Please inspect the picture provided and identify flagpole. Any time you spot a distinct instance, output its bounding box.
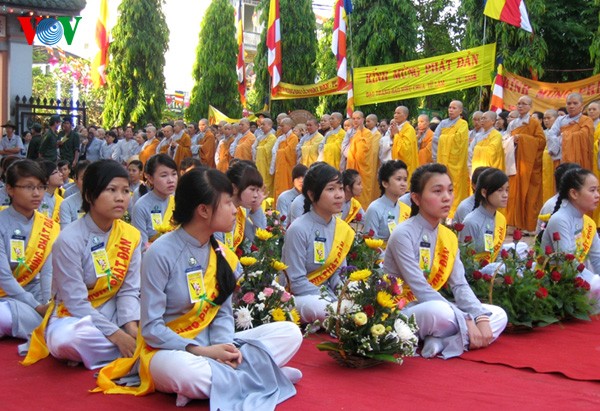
[478,16,487,111]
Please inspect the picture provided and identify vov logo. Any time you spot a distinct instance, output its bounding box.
[17,16,82,46]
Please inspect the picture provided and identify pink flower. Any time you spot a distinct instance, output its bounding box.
[280,292,291,302]
[263,287,274,297]
[396,298,407,310]
[242,292,255,304]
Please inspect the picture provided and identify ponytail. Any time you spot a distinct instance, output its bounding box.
[209,235,237,305]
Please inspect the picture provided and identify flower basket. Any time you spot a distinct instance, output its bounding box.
[327,350,384,369]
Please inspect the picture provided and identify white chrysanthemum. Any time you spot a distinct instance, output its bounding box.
[257,292,266,301]
[394,319,417,341]
[235,307,254,330]
[248,270,263,278]
[256,303,265,312]
[347,281,361,292]
[338,298,360,314]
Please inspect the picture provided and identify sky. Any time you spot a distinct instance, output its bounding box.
[58,0,334,93]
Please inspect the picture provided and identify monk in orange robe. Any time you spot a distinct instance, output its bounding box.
[273,118,299,200]
[171,120,192,169]
[233,118,256,161]
[216,123,234,173]
[346,111,375,209]
[139,126,160,165]
[156,125,172,155]
[505,95,546,232]
[196,118,217,168]
[417,114,434,165]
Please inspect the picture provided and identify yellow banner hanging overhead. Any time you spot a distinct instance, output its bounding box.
[353,43,497,105]
[502,71,600,113]
[271,77,353,100]
[208,105,257,125]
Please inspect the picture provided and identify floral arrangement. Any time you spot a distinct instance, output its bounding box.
[316,268,419,364]
[232,210,300,331]
[346,228,384,270]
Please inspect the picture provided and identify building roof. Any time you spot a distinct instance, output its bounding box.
[3,0,86,15]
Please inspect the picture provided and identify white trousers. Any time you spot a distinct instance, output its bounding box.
[294,294,334,323]
[149,321,302,401]
[46,315,120,369]
[0,300,12,338]
[403,301,507,342]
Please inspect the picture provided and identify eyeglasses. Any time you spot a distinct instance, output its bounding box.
[13,184,48,192]
[516,102,531,106]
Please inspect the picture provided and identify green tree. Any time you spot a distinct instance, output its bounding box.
[187,0,241,121]
[252,0,319,115]
[315,18,348,117]
[103,0,169,128]
[349,0,419,120]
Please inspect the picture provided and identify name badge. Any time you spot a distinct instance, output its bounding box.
[484,231,494,253]
[77,210,85,219]
[151,211,163,230]
[40,203,50,218]
[419,241,431,272]
[10,235,26,263]
[224,231,234,249]
[186,267,205,303]
[91,242,110,278]
[314,236,326,264]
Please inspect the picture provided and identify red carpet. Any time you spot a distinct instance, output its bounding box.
[1,329,600,410]
[460,316,600,381]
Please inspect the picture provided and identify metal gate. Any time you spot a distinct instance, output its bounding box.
[12,96,87,134]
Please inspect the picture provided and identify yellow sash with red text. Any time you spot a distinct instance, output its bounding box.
[149,195,176,242]
[474,212,506,263]
[22,220,140,365]
[344,197,362,223]
[576,215,596,262]
[307,218,355,286]
[93,242,238,396]
[0,211,59,298]
[225,207,247,250]
[398,201,411,223]
[403,224,458,303]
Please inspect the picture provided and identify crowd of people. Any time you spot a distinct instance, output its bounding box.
[1,91,599,408]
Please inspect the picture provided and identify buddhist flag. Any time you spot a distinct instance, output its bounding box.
[489,64,504,114]
[484,0,532,33]
[346,81,354,118]
[91,0,109,87]
[332,0,348,90]
[267,0,282,95]
[236,0,247,107]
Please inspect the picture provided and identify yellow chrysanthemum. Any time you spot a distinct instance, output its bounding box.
[271,260,288,271]
[271,307,286,322]
[239,256,258,266]
[348,269,372,281]
[377,291,396,309]
[353,312,368,326]
[370,324,386,337]
[364,237,384,249]
[290,308,301,325]
[380,313,389,321]
[255,228,274,241]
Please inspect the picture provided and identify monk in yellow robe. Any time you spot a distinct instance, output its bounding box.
[469,111,505,173]
[233,118,256,161]
[346,111,375,209]
[432,100,469,218]
[298,118,323,167]
[505,95,546,232]
[139,126,160,165]
[390,106,418,184]
[586,101,600,224]
[216,124,234,173]
[255,118,277,197]
[318,112,345,169]
[273,118,299,200]
[196,118,217,168]
[417,114,434,165]
[542,110,559,203]
[366,113,383,204]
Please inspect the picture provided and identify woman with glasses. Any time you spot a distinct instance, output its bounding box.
[0,159,58,352]
[37,160,64,223]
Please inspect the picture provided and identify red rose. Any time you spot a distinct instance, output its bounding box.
[266,226,273,232]
[575,277,584,288]
[368,229,375,237]
[235,247,243,257]
[483,274,493,282]
[250,244,259,252]
[349,252,358,260]
[464,235,473,243]
[535,287,549,299]
[545,245,553,255]
[551,270,561,282]
[577,263,586,272]
[472,270,483,280]
[565,253,575,261]
[513,229,523,242]
[453,223,465,232]
[364,304,375,318]
[528,249,535,258]
[355,213,363,222]
[500,249,509,260]
[535,269,545,279]
[504,275,514,285]
[583,281,591,291]
[479,259,489,268]
[552,232,561,242]
[469,249,476,256]
[280,215,287,222]
[525,259,534,269]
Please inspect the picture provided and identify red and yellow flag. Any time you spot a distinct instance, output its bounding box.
[489,64,504,113]
[331,0,348,90]
[484,0,532,33]
[236,0,246,107]
[267,0,282,95]
[91,0,109,87]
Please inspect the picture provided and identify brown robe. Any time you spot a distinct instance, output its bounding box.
[418,128,434,165]
[561,115,594,170]
[199,130,217,168]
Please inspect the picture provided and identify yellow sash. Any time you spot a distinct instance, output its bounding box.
[307,218,355,286]
[225,207,246,250]
[344,197,362,223]
[474,211,506,262]
[577,215,596,262]
[93,242,239,396]
[403,224,457,303]
[52,194,63,223]
[149,195,175,242]
[0,211,59,298]
[23,220,141,365]
[398,201,411,223]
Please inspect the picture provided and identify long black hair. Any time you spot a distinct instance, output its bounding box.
[173,168,236,305]
[409,163,448,217]
[551,168,595,215]
[302,162,342,214]
[473,168,508,210]
[81,160,129,213]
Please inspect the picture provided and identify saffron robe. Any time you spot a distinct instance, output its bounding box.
[199,130,217,168]
[256,132,277,197]
[216,137,234,173]
[320,127,345,170]
[173,133,192,169]
[139,138,160,166]
[470,128,505,173]
[561,115,594,170]
[273,132,299,201]
[234,131,256,161]
[418,129,434,165]
[392,122,418,185]
[299,132,324,167]
[346,127,375,209]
